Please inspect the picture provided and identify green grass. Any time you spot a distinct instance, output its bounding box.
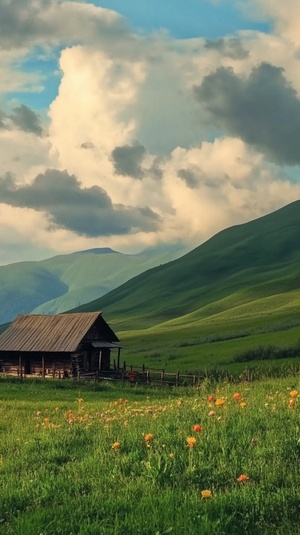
[0,376,299,534]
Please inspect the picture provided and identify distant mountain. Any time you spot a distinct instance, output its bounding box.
[0,245,188,324]
[72,200,300,329]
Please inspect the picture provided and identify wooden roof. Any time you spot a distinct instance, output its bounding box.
[0,312,118,353]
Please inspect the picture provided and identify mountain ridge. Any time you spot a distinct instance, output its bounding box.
[72,200,300,329]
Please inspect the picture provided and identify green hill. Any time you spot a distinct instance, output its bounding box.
[73,200,300,330]
[0,245,187,324]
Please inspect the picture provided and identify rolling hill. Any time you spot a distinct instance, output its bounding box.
[73,200,300,331]
[0,245,187,324]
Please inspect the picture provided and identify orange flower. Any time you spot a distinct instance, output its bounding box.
[192,424,204,433]
[289,399,295,408]
[186,436,197,448]
[201,490,212,499]
[215,398,226,407]
[233,393,241,401]
[112,441,121,451]
[290,390,298,399]
[144,433,154,442]
[237,474,250,483]
[208,394,215,403]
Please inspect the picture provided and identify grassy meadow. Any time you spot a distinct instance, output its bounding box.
[1,376,300,535]
[117,305,300,379]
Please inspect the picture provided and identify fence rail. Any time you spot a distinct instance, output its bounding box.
[0,365,205,386]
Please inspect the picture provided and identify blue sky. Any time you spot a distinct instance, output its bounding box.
[0,0,299,265]
[93,0,270,38]
[9,0,271,111]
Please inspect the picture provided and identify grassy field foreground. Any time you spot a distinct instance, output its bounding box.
[0,377,300,535]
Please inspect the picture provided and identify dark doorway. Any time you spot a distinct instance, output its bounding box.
[24,356,31,375]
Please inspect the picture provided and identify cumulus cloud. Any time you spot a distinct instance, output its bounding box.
[194,62,300,165]
[1,0,300,265]
[0,169,162,236]
[111,142,146,178]
[0,0,130,51]
[178,169,199,189]
[204,37,249,59]
[0,104,43,134]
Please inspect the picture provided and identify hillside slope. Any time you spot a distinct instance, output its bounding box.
[73,200,300,329]
[0,245,187,324]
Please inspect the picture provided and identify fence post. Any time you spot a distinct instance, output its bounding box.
[176,370,179,387]
[161,369,165,384]
[147,370,150,384]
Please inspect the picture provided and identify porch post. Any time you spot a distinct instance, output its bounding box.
[42,354,45,378]
[19,354,22,378]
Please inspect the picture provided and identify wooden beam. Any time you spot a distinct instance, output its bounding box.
[42,354,45,378]
[19,354,22,378]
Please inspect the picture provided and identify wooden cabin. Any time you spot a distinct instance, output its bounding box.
[0,312,121,378]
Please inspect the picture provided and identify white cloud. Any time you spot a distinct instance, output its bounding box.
[0,0,300,265]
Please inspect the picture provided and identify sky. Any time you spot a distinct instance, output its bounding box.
[0,0,300,265]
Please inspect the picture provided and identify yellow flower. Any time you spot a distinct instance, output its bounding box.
[215,398,226,407]
[240,402,247,408]
[169,453,175,459]
[144,433,154,442]
[290,390,298,399]
[201,490,212,499]
[186,436,197,448]
[112,441,121,451]
[77,398,84,403]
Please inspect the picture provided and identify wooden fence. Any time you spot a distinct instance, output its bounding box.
[0,363,205,387]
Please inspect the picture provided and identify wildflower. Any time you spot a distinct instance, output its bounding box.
[144,433,154,443]
[55,407,59,412]
[233,393,241,401]
[192,424,204,433]
[44,418,50,423]
[169,453,175,459]
[290,390,298,399]
[237,474,250,483]
[124,420,129,426]
[289,399,295,408]
[240,402,247,408]
[251,438,258,445]
[215,399,226,408]
[77,398,84,403]
[68,419,74,425]
[208,394,215,403]
[186,437,197,448]
[201,490,212,499]
[112,441,121,452]
[36,411,41,417]
[208,410,215,417]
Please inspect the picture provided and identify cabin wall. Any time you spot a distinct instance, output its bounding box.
[0,348,112,377]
